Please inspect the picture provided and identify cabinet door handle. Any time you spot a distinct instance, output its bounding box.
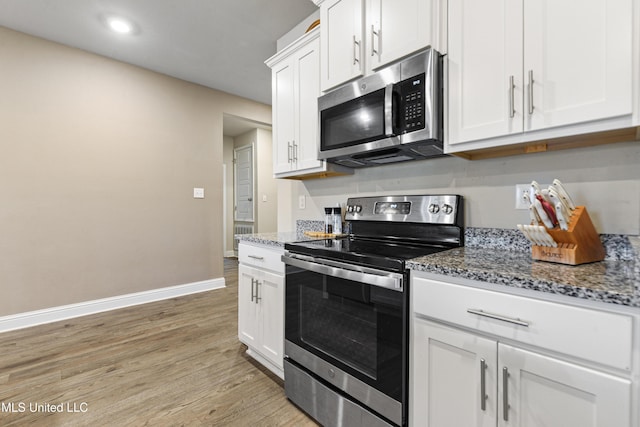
[371,25,379,56]
[467,308,530,327]
[480,358,487,411]
[353,36,360,65]
[250,278,255,302]
[255,280,262,303]
[527,69,534,115]
[509,75,515,118]
[287,141,292,163]
[292,140,298,162]
[503,367,510,421]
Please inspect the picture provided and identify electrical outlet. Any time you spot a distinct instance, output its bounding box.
[298,195,306,209]
[193,187,205,199]
[515,184,530,209]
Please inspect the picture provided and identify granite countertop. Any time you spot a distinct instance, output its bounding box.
[408,242,640,309]
[238,223,640,308]
[235,231,318,248]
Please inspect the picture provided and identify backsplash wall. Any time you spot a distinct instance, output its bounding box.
[285,140,640,235]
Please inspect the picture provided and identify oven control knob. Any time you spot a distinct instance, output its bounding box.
[442,204,453,215]
[428,203,440,214]
[355,205,362,213]
[328,368,336,378]
[347,205,354,213]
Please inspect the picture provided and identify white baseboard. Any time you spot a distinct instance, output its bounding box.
[224,250,237,258]
[0,277,225,334]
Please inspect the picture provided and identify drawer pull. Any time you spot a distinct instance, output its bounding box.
[480,358,487,411]
[503,367,510,421]
[467,308,530,327]
[255,280,262,303]
[248,255,265,261]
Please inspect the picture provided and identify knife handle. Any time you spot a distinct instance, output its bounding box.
[555,202,569,231]
[533,199,554,229]
[536,195,558,226]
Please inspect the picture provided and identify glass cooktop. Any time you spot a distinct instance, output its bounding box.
[285,236,450,272]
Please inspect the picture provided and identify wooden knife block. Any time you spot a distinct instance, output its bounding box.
[531,206,605,265]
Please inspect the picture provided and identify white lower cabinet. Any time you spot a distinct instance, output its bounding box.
[412,320,497,427]
[411,274,638,427]
[499,343,630,427]
[413,319,631,427]
[237,243,284,378]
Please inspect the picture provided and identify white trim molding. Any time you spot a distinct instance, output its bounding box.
[0,278,225,334]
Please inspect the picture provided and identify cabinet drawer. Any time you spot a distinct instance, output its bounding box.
[238,242,284,274]
[413,277,634,371]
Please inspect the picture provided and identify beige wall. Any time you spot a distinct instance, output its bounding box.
[255,128,277,233]
[0,27,271,316]
[287,140,640,235]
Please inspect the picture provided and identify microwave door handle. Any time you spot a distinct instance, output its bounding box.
[384,83,394,136]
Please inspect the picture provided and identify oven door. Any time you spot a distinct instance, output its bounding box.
[283,253,407,426]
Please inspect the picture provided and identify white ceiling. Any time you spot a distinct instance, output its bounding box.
[0,0,318,106]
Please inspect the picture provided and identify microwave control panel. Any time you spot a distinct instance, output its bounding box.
[398,73,425,133]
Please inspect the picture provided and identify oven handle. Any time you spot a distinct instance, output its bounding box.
[282,253,404,292]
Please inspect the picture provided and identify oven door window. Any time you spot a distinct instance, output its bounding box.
[320,88,386,151]
[286,264,404,401]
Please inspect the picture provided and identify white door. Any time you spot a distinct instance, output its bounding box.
[320,0,364,92]
[498,344,631,427]
[412,319,497,427]
[234,144,254,223]
[272,59,295,174]
[367,0,432,70]
[257,269,284,369]
[447,0,523,145]
[294,36,323,172]
[524,0,633,131]
[238,265,260,348]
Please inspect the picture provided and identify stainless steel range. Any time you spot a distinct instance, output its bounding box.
[282,194,464,427]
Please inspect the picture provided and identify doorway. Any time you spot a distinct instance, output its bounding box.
[222,114,276,257]
[233,143,255,249]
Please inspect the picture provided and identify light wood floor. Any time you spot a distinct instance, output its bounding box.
[0,258,318,426]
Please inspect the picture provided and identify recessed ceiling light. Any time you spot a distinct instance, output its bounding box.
[107,17,134,34]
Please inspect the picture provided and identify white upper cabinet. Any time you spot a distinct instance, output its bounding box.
[447,0,635,151]
[267,30,324,178]
[295,38,324,171]
[447,0,523,144]
[318,0,443,92]
[367,0,439,71]
[320,0,365,92]
[272,59,296,174]
[524,0,633,131]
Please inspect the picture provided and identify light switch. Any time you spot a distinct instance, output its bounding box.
[193,188,205,199]
[262,194,267,202]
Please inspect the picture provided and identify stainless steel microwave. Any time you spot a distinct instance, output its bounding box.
[317,48,444,168]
